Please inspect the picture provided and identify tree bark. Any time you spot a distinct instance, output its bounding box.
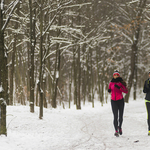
[29,0,36,112]
[39,0,44,119]
[9,36,16,105]
[0,0,6,135]
[52,13,61,108]
[77,44,81,109]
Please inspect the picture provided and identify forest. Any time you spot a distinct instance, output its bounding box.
[0,0,150,135]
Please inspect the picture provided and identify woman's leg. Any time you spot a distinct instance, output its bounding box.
[145,102,150,131]
[111,100,119,131]
[118,99,125,129]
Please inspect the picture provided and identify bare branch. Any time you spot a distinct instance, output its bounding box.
[41,0,72,37]
[2,0,21,31]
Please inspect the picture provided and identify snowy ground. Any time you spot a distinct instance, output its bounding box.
[0,99,150,150]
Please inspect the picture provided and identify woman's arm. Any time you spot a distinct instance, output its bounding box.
[119,83,128,94]
[143,81,149,93]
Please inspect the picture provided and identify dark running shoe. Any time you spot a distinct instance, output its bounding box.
[114,131,119,137]
[118,127,122,135]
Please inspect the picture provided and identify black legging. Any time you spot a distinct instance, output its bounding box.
[111,99,125,131]
[145,102,150,131]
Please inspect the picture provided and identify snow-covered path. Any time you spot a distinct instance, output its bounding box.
[0,100,150,150]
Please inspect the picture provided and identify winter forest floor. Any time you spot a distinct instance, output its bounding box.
[0,99,150,150]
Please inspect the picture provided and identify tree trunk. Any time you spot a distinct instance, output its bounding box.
[77,4,81,109]
[52,13,61,108]
[77,6,81,109]
[77,44,81,109]
[133,52,138,100]
[73,45,77,105]
[9,36,16,105]
[39,0,44,119]
[0,1,6,135]
[29,0,36,112]
[90,49,94,108]
[69,69,72,108]
[125,44,136,102]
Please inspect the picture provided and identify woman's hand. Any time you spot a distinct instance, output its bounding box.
[108,89,111,93]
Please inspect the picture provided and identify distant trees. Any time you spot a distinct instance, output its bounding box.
[108,0,148,102]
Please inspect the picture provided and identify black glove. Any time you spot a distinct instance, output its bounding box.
[108,89,111,93]
[115,84,120,89]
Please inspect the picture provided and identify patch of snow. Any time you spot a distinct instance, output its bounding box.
[0,99,150,150]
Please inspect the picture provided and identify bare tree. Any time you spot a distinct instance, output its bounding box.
[0,0,21,135]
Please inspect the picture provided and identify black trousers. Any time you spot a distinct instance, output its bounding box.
[111,99,125,131]
[145,102,150,131]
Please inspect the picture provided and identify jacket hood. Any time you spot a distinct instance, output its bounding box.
[111,77,123,82]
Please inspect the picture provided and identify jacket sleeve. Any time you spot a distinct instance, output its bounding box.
[143,81,149,93]
[120,84,128,94]
[108,82,111,93]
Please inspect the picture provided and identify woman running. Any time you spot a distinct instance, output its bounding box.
[108,70,128,137]
[143,72,150,136]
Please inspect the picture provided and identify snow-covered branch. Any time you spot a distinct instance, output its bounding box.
[42,0,72,37]
[2,0,21,31]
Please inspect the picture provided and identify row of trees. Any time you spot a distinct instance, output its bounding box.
[0,0,150,135]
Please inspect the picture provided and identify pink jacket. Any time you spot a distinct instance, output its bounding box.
[108,79,128,101]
